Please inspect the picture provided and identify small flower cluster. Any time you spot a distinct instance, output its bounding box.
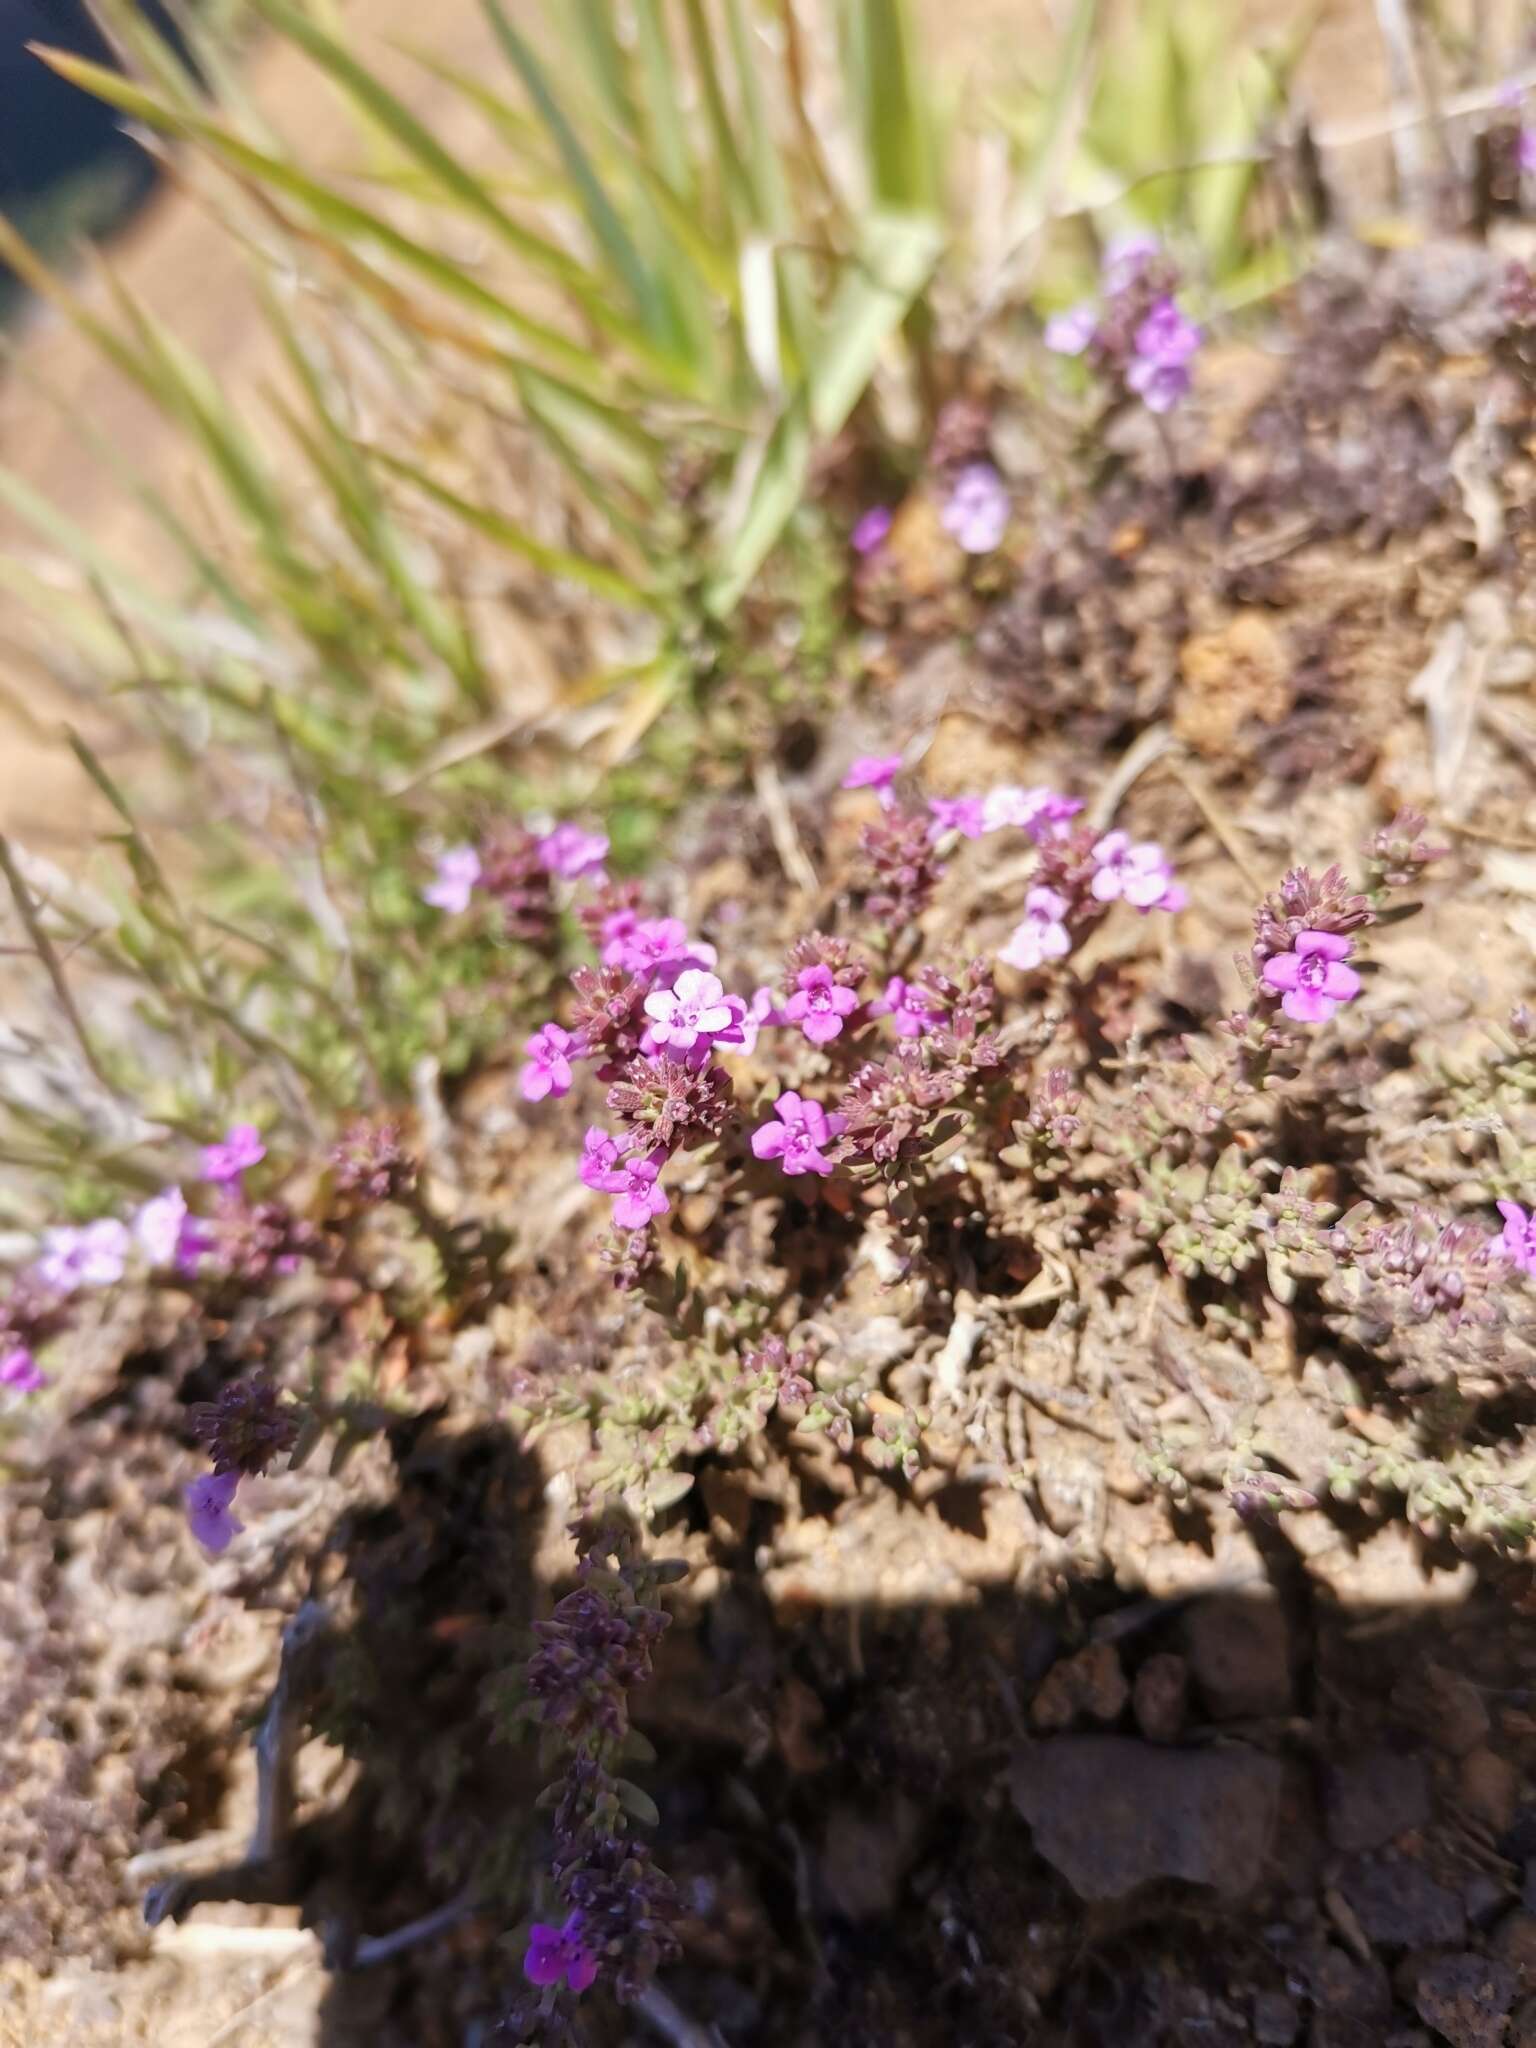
[507,1515,682,2032]
[514,768,1189,1274]
[184,1377,302,1554]
[422,818,610,936]
[1044,233,1203,413]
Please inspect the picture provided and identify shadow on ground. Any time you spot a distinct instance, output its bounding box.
[128,1403,1536,2048]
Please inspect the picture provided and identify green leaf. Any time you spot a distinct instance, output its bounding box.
[807,209,943,438]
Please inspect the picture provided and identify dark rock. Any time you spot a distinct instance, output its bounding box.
[1011,1735,1283,1901]
[1325,1748,1431,1853]
[1412,1952,1518,2048]
[1492,1908,1536,1978]
[1181,1593,1293,1720]
[819,1795,923,1922]
[1391,1663,1490,1758]
[1252,1988,1301,2044]
[1513,1991,1536,2048]
[1337,1854,1466,1948]
[1133,1652,1189,1744]
[1031,1643,1129,1731]
[1461,1747,1521,1836]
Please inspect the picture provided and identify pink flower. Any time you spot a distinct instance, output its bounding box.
[535,823,609,880]
[873,975,941,1039]
[1260,930,1362,1024]
[202,1123,266,1184]
[185,1468,243,1555]
[980,785,1084,837]
[842,754,904,798]
[751,1091,846,1177]
[1089,831,1182,911]
[524,1912,598,1995]
[37,1219,131,1294]
[643,968,735,1052]
[603,915,715,979]
[1101,231,1160,294]
[1134,297,1201,368]
[1492,1201,1536,1275]
[851,506,894,556]
[134,1187,188,1268]
[1044,301,1098,356]
[999,886,1072,971]
[520,1023,575,1102]
[940,462,1010,554]
[422,844,481,913]
[712,987,777,1058]
[579,1127,621,1190]
[783,964,860,1046]
[0,1347,45,1394]
[602,1154,671,1232]
[927,795,987,841]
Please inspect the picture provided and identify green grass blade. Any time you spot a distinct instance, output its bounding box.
[483,0,666,342]
[806,210,943,437]
[370,448,662,611]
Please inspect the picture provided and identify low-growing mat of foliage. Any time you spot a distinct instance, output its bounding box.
[9,240,1536,2044]
[10,1,1536,2043]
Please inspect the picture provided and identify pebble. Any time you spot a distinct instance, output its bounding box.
[1336,1854,1466,1949]
[1411,1952,1518,2048]
[1133,1652,1189,1744]
[1030,1643,1128,1731]
[1325,1748,1431,1853]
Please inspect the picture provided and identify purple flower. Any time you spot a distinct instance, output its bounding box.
[713,986,777,1058]
[927,795,987,841]
[1127,296,1201,413]
[524,1912,598,1995]
[1260,929,1361,1024]
[851,506,894,556]
[1101,231,1160,294]
[0,1347,45,1394]
[642,968,735,1053]
[184,1468,243,1555]
[36,1218,131,1294]
[1522,127,1536,174]
[536,823,610,881]
[422,843,481,913]
[579,1127,621,1191]
[1043,301,1099,356]
[1492,1201,1536,1276]
[1125,356,1185,411]
[593,1153,670,1233]
[520,1022,576,1102]
[603,915,715,980]
[980,785,1084,837]
[841,754,904,798]
[783,964,860,1046]
[134,1186,188,1268]
[751,1091,846,1177]
[1090,831,1183,911]
[940,461,1010,554]
[999,886,1072,971]
[873,975,941,1039]
[201,1123,266,1184]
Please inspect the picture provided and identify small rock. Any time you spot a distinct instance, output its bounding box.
[1326,1749,1431,1853]
[1031,1643,1129,1731]
[1337,1855,1466,1948]
[1011,1735,1282,1901]
[1391,1663,1490,1757]
[1461,1748,1521,1836]
[819,1796,922,1922]
[1133,1652,1189,1744]
[1493,1909,1536,1978]
[1182,1591,1293,1719]
[1252,1988,1301,2044]
[1412,1952,1518,2048]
